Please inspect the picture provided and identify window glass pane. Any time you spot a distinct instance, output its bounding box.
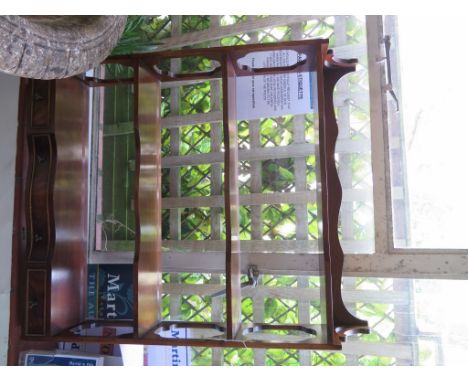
[93,65,136,252]
[147,276,468,365]
[332,15,375,254]
[387,15,468,248]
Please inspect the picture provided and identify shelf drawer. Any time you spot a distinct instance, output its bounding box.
[31,80,51,129]
[25,269,47,336]
[26,134,54,263]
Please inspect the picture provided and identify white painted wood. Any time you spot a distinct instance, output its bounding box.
[90,249,468,279]
[159,92,367,130]
[161,188,372,209]
[162,238,372,253]
[162,251,320,274]
[366,15,391,256]
[292,20,311,368]
[169,18,182,242]
[162,140,371,167]
[163,191,314,208]
[157,16,321,50]
[333,43,368,59]
[208,16,224,366]
[89,251,134,264]
[163,283,409,305]
[163,240,318,254]
[344,252,468,279]
[244,20,265,365]
[0,73,20,366]
[209,19,223,244]
[335,16,354,247]
[162,111,223,129]
[341,341,414,360]
[393,279,418,365]
[169,16,183,323]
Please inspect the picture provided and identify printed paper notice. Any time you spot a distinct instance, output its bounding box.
[236,50,317,120]
[145,328,191,366]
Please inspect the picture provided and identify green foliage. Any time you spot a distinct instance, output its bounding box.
[161,294,170,319]
[161,209,170,240]
[304,17,334,44]
[262,204,296,240]
[239,206,251,240]
[264,298,298,324]
[221,15,247,27]
[312,352,347,366]
[241,297,254,323]
[180,273,212,284]
[263,275,297,287]
[357,302,396,343]
[182,16,210,33]
[180,165,211,197]
[258,26,291,43]
[310,302,322,324]
[181,295,212,322]
[160,88,171,119]
[346,16,366,45]
[220,16,249,46]
[191,348,212,366]
[180,207,211,239]
[266,349,300,366]
[260,116,294,146]
[180,82,212,114]
[180,124,211,155]
[308,203,319,240]
[112,16,169,55]
[221,35,249,46]
[224,348,254,366]
[104,64,134,80]
[359,356,395,366]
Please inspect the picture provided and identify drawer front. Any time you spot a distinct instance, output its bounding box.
[27,134,55,262]
[25,269,47,336]
[31,80,52,129]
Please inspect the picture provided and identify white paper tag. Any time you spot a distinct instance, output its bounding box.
[145,328,191,366]
[236,50,316,120]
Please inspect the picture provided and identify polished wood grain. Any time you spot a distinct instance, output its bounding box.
[8,79,59,365]
[320,49,368,336]
[107,39,326,72]
[31,323,341,351]
[30,80,52,129]
[314,44,338,345]
[133,64,163,337]
[50,77,89,335]
[26,134,55,263]
[8,40,370,361]
[25,269,47,336]
[223,54,242,340]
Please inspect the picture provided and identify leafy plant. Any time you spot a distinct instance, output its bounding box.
[111,16,168,55]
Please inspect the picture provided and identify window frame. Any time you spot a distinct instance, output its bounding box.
[87,15,468,280]
[353,15,468,279]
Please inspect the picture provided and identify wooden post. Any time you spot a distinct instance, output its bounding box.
[134,64,162,336]
[222,53,242,340]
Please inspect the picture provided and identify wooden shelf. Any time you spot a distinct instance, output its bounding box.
[10,39,368,363]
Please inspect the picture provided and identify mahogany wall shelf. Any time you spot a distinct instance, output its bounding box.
[10,39,368,362]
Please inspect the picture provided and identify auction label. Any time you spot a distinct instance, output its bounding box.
[236,50,316,120]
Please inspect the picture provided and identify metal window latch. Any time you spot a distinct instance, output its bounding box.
[382,34,400,112]
[210,265,260,298]
[245,265,259,288]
